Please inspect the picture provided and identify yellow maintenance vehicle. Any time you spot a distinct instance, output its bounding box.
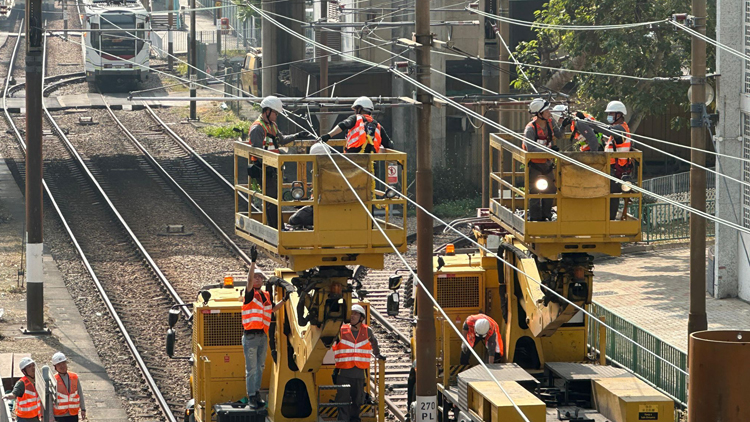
[422,133,677,422]
[166,139,407,422]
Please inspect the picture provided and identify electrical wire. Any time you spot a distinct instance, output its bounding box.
[469,8,669,31]
[319,142,534,422]
[251,4,750,240]
[491,20,538,93]
[320,141,691,380]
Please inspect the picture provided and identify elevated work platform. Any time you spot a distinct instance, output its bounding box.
[234,140,407,271]
[489,133,643,259]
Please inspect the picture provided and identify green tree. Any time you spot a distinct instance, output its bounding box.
[512,0,715,131]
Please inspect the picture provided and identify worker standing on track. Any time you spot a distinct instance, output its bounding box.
[318,97,394,153]
[241,245,288,408]
[2,357,42,422]
[248,96,311,229]
[461,314,503,364]
[51,352,87,421]
[332,304,385,422]
[524,98,562,221]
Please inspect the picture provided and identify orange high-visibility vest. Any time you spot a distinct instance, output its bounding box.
[53,372,81,416]
[15,377,41,419]
[333,323,373,369]
[345,114,383,152]
[241,289,272,333]
[523,117,554,163]
[465,314,502,355]
[604,121,631,167]
[249,118,280,161]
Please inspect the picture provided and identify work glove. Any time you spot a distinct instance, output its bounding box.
[550,145,560,152]
[561,117,572,128]
[284,290,291,301]
[295,131,312,140]
[320,133,331,143]
[575,111,586,120]
[376,354,387,361]
[250,245,258,263]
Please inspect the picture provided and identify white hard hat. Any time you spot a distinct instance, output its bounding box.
[310,142,329,155]
[51,352,67,366]
[260,96,284,114]
[18,357,35,371]
[474,318,490,336]
[352,96,374,112]
[550,104,568,120]
[528,98,550,114]
[351,304,367,317]
[605,100,627,116]
[253,268,267,280]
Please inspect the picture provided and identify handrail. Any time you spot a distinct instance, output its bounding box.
[377,359,386,422]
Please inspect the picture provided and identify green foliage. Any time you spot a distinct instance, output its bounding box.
[176,63,188,77]
[200,121,251,138]
[513,0,716,121]
[234,0,262,20]
[433,197,482,218]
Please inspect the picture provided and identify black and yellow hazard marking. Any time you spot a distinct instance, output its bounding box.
[319,404,374,418]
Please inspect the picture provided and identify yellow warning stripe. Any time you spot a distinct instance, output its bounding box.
[319,404,374,417]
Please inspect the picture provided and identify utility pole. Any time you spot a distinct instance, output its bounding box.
[216,0,222,56]
[498,0,509,127]
[319,0,330,132]
[63,0,68,37]
[261,0,275,96]
[24,0,46,335]
[479,0,498,207]
[415,0,436,420]
[189,0,197,119]
[168,0,174,71]
[688,0,708,335]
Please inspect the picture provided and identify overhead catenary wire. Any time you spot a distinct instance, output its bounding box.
[491,20,538,93]
[319,141,691,379]
[251,3,750,243]
[319,142,534,422]
[469,7,669,31]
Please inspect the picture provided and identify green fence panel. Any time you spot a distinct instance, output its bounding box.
[588,303,687,407]
[641,200,715,243]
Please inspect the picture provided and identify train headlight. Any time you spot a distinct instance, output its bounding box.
[291,181,305,200]
[385,188,398,199]
[621,174,633,193]
[534,178,549,191]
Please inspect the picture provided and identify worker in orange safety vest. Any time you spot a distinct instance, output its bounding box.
[3,357,41,422]
[51,352,86,421]
[241,245,289,408]
[318,97,394,153]
[332,304,385,422]
[524,98,563,221]
[461,314,503,365]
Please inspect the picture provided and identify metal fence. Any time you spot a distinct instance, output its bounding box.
[640,200,716,243]
[588,303,688,407]
[643,168,716,196]
[0,376,11,422]
[164,30,248,55]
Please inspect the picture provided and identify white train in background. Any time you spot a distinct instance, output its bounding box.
[82,0,150,89]
[0,0,15,18]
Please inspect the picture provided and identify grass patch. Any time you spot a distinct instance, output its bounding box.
[407,197,481,218]
[201,121,252,138]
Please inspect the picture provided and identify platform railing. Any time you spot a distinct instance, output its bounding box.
[489,133,643,257]
[234,141,407,270]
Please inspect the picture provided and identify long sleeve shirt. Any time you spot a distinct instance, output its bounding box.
[249,123,296,149]
[56,373,86,415]
[338,114,394,150]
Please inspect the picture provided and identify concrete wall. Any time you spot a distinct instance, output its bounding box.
[714,0,748,298]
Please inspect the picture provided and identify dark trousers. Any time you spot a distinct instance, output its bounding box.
[528,161,556,221]
[250,163,278,229]
[336,375,364,422]
[610,178,622,220]
[55,416,79,422]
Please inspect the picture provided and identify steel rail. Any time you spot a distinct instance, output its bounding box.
[40,32,182,422]
[103,99,253,265]
[0,23,179,422]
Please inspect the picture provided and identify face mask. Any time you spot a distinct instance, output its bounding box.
[607,115,615,124]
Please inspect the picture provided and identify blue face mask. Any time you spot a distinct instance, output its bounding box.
[607,115,615,124]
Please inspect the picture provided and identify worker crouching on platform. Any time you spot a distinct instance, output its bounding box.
[332,304,386,422]
[241,245,288,408]
[2,357,41,422]
[524,98,562,221]
[51,352,87,421]
[461,314,503,364]
[318,97,394,153]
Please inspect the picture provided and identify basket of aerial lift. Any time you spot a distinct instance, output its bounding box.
[488,133,642,259]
